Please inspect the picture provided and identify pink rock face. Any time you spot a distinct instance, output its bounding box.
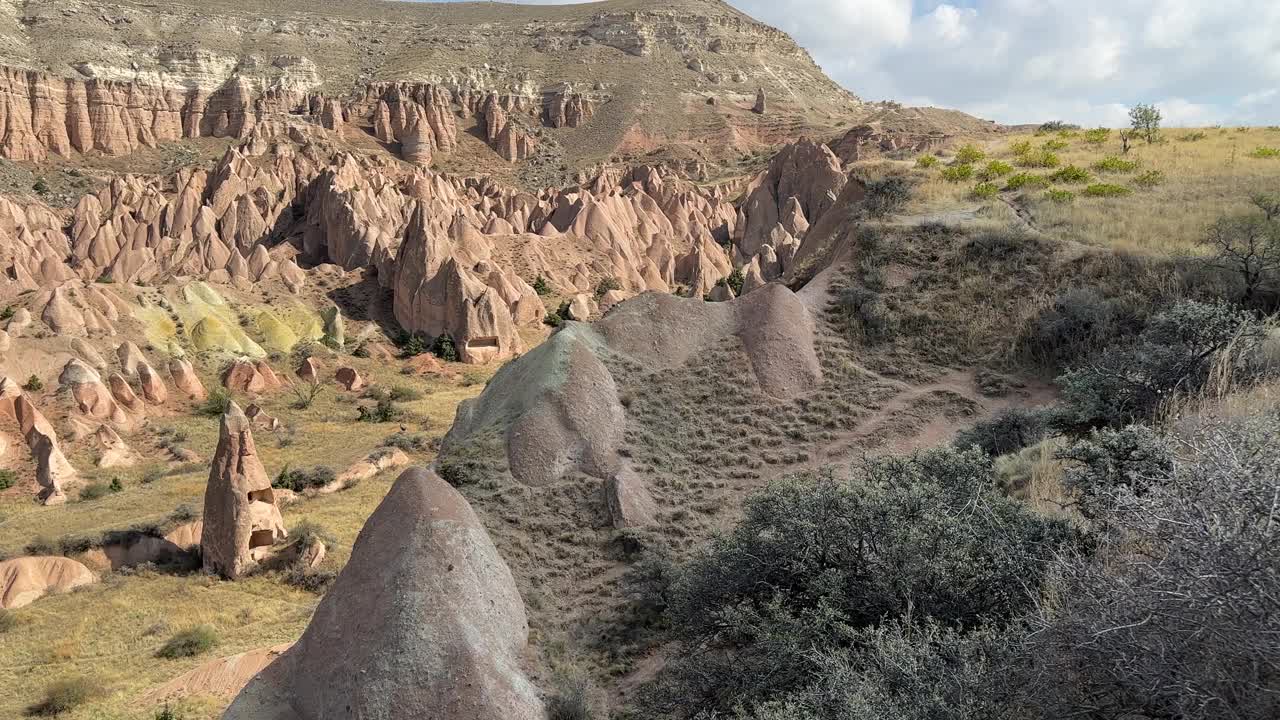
[0,66,267,163]
[225,468,543,720]
[200,403,287,580]
[59,359,128,425]
[169,358,208,401]
[107,373,146,415]
[0,556,96,609]
[137,362,169,404]
[334,367,365,392]
[0,378,76,504]
[296,357,321,385]
[222,359,280,396]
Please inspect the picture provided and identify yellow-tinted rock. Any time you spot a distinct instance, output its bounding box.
[256,311,298,353]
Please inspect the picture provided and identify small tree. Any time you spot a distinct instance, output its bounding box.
[1128,103,1162,144]
[1201,205,1280,304]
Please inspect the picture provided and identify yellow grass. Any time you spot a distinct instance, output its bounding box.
[907,126,1280,256]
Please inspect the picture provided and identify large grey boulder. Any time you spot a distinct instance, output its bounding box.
[224,467,543,720]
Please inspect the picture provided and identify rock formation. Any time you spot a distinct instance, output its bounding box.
[200,402,288,580]
[753,87,767,114]
[169,357,208,401]
[0,376,76,504]
[334,367,365,392]
[95,424,138,468]
[222,359,281,395]
[225,468,543,720]
[59,359,130,426]
[444,284,820,496]
[0,556,97,609]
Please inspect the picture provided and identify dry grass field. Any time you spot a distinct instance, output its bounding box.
[906,126,1280,256]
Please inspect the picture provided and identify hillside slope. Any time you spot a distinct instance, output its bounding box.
[0,0,861,173]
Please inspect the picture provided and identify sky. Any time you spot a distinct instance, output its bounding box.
[419,0,1280,127]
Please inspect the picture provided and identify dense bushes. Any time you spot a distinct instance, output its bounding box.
[861,175,913,217]
[272,465,336,492]
[641,450,1078,718]
[28,677,104,716]
[834,287,896,342]
[156,626,218,658]
[1055,300,1264,431]
[954,407,1049,456]
[1022,287,1139,367]
[1022,412,1280,720]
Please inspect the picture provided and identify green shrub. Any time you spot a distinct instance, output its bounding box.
[196,388,232,417]
[531,275,552,296]
[595,277,622,299]
[1009,139,1033,156]
[1049,165,1092,184]
[1083,183,1133,198]
[1055,301,1264,431]
[861,175,913,217]
[437,457,482,487]
[398,332,428,357]
[1179,131,1207,142]
[1132,170,1166,187]
[969,182,999,200]
[382,431,431,452]
[940,164,974,182]
[722,268,745,295]
[1083,127,1112,145]
[1248,146,1280,158]
[1038,121,1079,133]
[643,450,1079,718]
[387,385,423,402]
[976,160,1014,181]
[1026,412,1280,720]
[1004,173,1050,191]
[108,477,124,493]
[1092,156,1140,173]
[78,482,112,502]
[835,287,896,342]
[961,229,1047,263]
[272,465,336,492]
[543,311,564,328]
[1016,150,1061,168]
[156,626,218,659]
[954,407,1050,456]
[547,672,602,720]
[1041,138,1070,151]
[153,703,184,720]
[0,469,15,490]
[953,144,985,164]
[28,677,104,716]
[1023,287,1136,367]
[357,396,402,423]
[0,305,12,321]
[1044,188,1076,203]
[24,536,55,556]
[22,374,44,392]
[915,154,939,168]
[430,334,459,362]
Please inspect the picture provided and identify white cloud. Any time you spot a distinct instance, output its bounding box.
[421,0,1280,126]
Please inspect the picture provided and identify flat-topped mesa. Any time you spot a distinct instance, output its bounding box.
[225,468,544,720]
[200,402,287,580]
